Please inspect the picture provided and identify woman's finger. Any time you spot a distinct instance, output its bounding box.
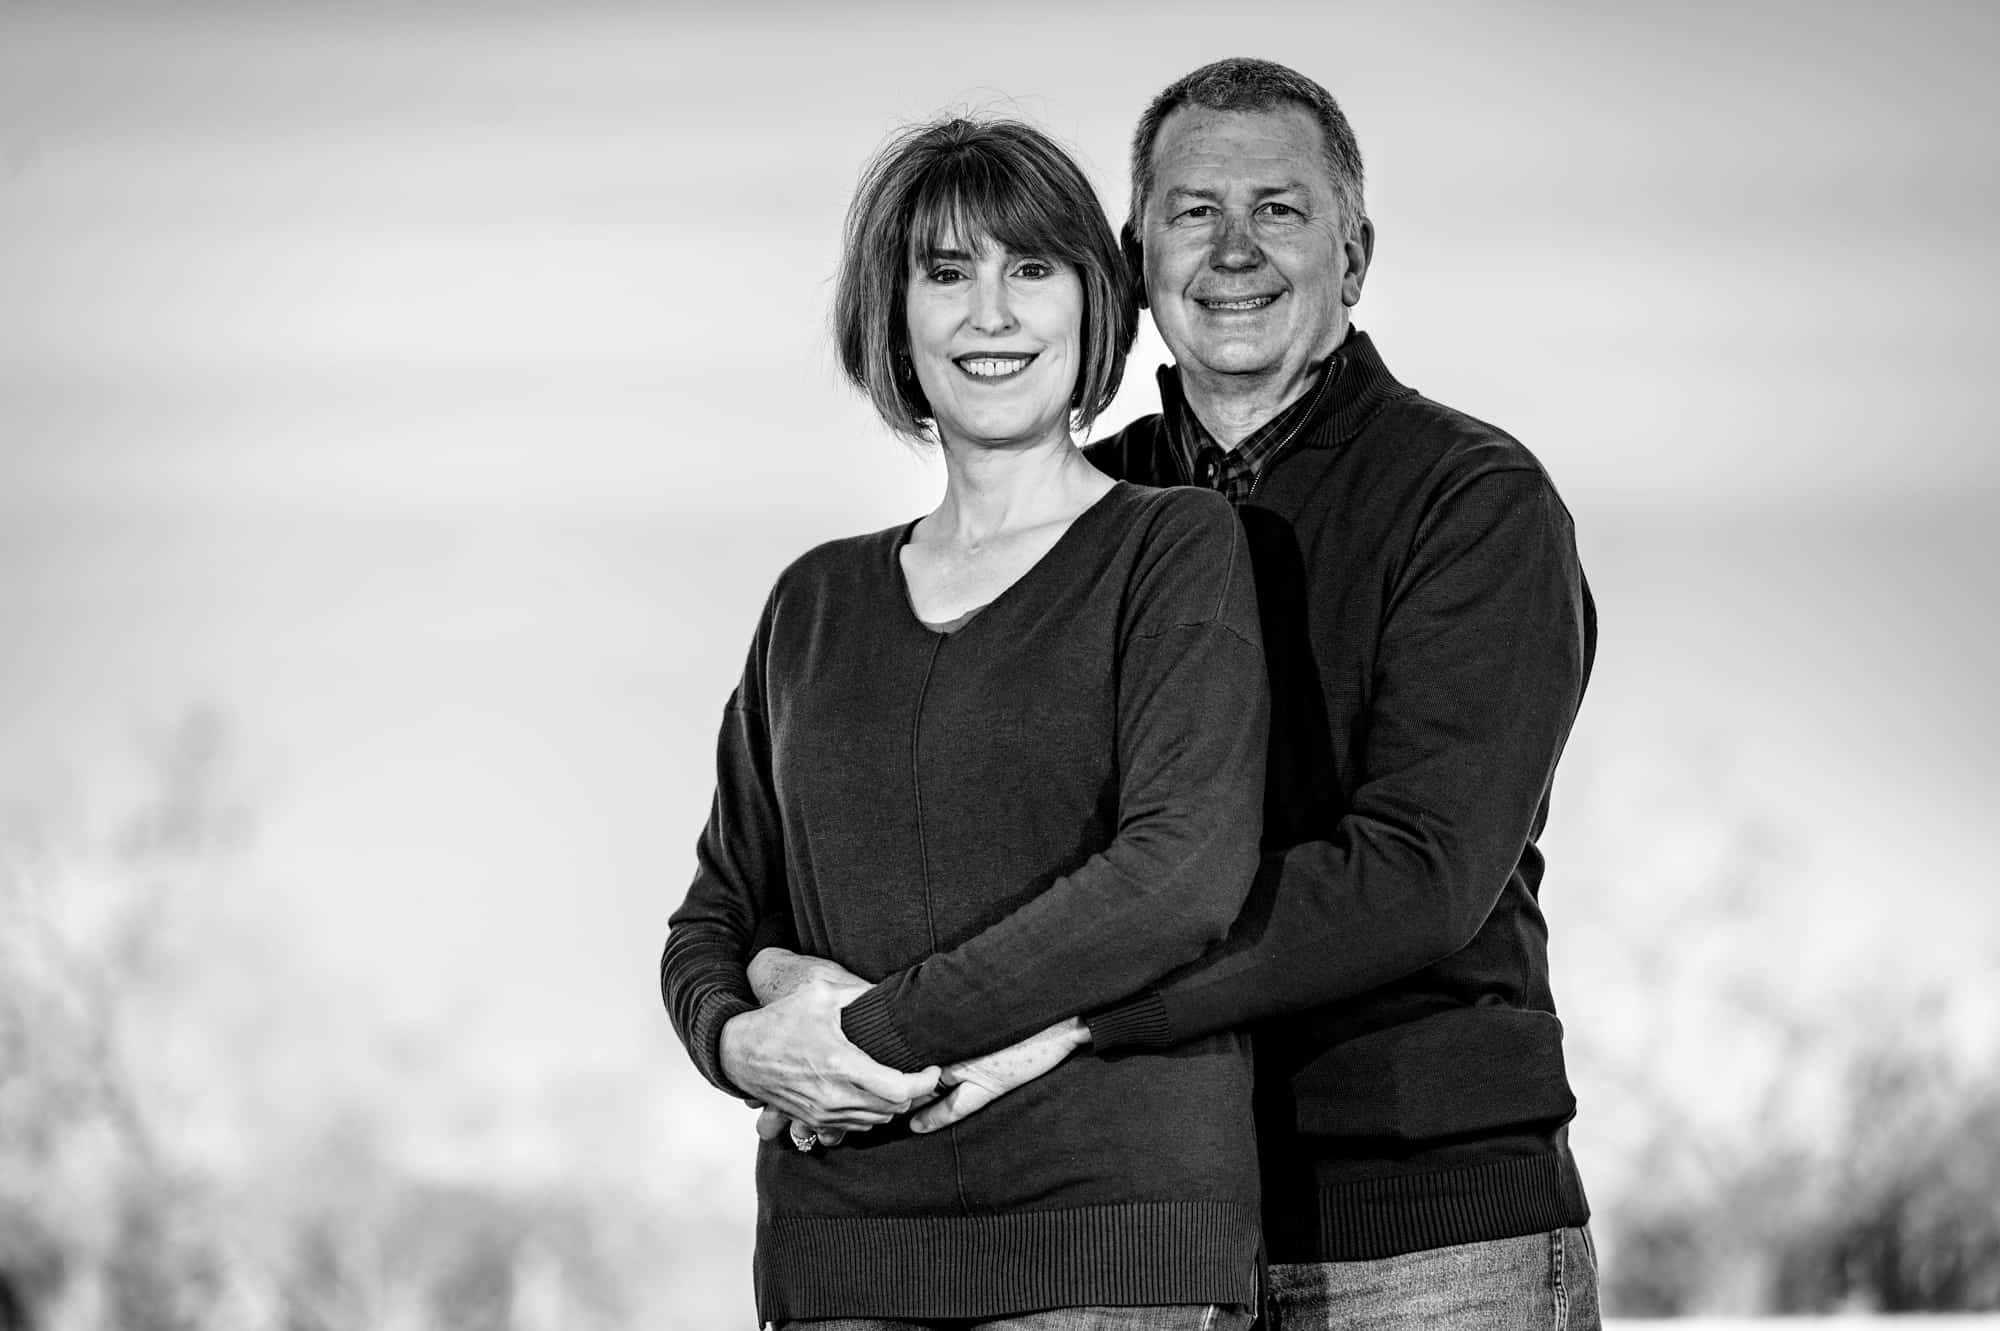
[910,1080,999,1134]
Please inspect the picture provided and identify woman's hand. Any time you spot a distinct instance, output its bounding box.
[719,972,939,1134]
[911,1018,1089,1134]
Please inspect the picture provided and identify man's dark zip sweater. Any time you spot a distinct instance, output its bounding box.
[1084,331,1597,1261]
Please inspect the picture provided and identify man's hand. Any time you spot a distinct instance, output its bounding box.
[719,975,938,1133]
[748,946,864,1006]
[911,1018,1089,1134]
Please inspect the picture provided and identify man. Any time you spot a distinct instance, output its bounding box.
[680,57,1600,1328]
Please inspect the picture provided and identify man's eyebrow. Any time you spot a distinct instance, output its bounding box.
[1161,182,1313,202]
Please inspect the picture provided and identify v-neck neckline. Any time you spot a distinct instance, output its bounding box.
[890,482,1128,639]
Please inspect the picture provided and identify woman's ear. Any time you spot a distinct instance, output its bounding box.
[1119,221,1147,311]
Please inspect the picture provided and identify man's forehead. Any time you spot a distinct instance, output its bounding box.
[1150,104,1328,177]
[1156,101,1321,145]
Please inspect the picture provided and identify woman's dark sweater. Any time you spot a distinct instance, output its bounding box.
[663,482,1270,1321]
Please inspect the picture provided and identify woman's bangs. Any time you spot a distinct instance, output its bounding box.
[906,153,1079,268]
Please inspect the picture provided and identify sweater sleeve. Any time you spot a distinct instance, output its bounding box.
[839,493,1270,1071]
[1088,467,1594,1050]
[660,601,792,1100]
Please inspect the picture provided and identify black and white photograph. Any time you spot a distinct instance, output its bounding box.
[3,3,1996,1327]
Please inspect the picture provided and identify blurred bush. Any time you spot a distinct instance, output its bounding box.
[1550,739,2000,1314]
[1603,1011,2000,1315]
[1769,1026,2000,1311]
[0,711,727,1330]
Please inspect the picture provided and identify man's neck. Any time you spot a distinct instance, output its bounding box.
[1177,327,1350,451]
[1180,374,1312,450]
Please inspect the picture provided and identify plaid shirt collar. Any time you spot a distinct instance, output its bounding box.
[1159,348,1342,506]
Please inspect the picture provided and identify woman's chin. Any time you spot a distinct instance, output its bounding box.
[935,411,1074,454]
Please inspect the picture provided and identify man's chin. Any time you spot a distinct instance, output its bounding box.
[1177,347,1287,381]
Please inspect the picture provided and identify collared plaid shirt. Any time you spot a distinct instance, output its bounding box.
[1162,356,1339,507]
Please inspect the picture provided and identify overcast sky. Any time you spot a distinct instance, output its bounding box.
[4,0,1997,520]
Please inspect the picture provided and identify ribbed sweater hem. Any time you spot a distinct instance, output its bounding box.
[754,1201,1260,1320]
[1274,1153,1590,1263]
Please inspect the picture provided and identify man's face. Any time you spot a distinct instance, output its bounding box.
[1140,104,1369,396]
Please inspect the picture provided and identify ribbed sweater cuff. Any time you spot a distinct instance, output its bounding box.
[690,991,758,1102]
[840,983,928,1072]
[1085,991,1172,1052]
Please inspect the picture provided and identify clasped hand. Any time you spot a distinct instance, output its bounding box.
[718,957,938,1135]
[733,948,1086,1149]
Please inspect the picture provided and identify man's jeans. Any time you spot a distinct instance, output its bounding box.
[781,1305,1253,1331]
[1266,1228,1601,1331]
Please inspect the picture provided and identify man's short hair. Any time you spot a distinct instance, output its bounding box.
[834,117,1138,443]
[1129,57,1366,240]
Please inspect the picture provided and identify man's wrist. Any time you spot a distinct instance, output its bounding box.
[840,983,927,1073]
[1084,991,1172,1053]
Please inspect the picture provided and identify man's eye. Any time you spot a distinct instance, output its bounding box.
[1180,205,1216,221]
[1262,203,1298,217]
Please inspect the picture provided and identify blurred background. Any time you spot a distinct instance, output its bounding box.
[3,1,1997,1326]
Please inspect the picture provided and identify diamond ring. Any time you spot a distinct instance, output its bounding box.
[790,1127,819,1152]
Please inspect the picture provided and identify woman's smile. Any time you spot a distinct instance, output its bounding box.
[953,352,1038,379]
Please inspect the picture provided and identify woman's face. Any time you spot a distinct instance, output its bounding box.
[904,233,1085,453]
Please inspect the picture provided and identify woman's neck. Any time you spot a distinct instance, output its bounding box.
[927,429,1111,550]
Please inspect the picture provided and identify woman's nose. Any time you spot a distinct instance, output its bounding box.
[969,275,1018,334]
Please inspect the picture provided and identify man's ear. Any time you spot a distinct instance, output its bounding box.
[1119,220,1148,310]
[1342,217,1376,308]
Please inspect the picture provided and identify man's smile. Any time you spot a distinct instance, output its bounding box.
[1195,293,1282,312]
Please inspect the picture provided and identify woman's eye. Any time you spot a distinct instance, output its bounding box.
[1016,262,1051,279]
[929,267,966,283]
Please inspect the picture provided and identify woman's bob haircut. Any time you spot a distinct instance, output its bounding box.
[834,116,1138,443]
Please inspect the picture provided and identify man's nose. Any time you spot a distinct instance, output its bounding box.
[1210,211,1263,269]
[969,275,1018,334]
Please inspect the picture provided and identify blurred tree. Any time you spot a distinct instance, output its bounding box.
[0,706,251,1329]
[2,710,681,1329]
[1771,1026,2000,1311]
[1560,740,2000,1313]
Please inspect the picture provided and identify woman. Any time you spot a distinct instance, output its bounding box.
[662,116,1268,1329]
